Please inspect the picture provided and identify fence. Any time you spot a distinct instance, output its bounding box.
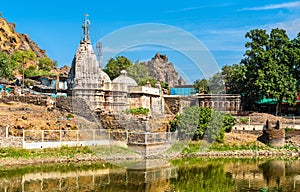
[235,115,300,130]
[23,129,110,149]
[1,127,178,149]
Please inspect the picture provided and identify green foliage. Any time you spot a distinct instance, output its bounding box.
[66,113,74,119]
[209,142,268,151]
[170,106,236,142]
[239,117,248,124]
[0,50,55,79]
[222,64,247,94]
[138,78,157,87]
[24,66,54,78]
[208,72,226,94]
[0,52,13,79]
[0,146,93,159]
[24,65,38,77]
[223,113,237,132]
[194,73,226,94]
[38,57,55,71]
[160,82,169,89]
[124,107,150,116]
[194,79,208,94]
[104,56,133,79]
[239,28,299,113]
[127,61,152,85]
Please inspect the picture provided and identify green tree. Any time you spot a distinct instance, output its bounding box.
[103,56,133,80]
[221,64,247,94]
[0,52,13,79]
[24,65,39,77]
[241,28,298,114]
[38,57,55,71]
[11,50,37,75]
[194,79,209,94]
[127,61,154,86]
[208,72,226,94]
[291,33,300,90]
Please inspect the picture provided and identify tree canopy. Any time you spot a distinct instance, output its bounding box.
[193,28,300,114]
[240,28,299,114]
[0,50,56,80]
[127,61,155,86]
[193,72,226,94]
[103,56,133,80]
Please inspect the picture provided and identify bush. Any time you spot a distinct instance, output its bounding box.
[169,106,236,142]
[240,117,248,124]
[124,107,150,116]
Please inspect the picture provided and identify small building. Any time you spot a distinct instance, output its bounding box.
[29,76,68,94]
[196,94,241,114]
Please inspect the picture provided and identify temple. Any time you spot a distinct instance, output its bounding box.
[67,15,240,116]
[67,15,164,115]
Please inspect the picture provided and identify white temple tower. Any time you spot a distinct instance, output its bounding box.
[67,14,111,110]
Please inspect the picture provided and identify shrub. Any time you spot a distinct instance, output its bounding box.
[124,107,150,116]
[240,117,248,124]
[169,106,236,142]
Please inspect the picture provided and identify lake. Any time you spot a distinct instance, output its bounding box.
[0,158,300,192]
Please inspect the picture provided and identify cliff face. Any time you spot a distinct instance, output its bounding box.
[141,53,186,87]
[0,18,46,57]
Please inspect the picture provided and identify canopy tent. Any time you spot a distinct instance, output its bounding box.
[256,98,278,105]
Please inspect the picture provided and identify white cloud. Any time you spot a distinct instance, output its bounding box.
[166,3,231,13]
[241,1,300,11]
[263,18,300,37]
[166,6,206,13]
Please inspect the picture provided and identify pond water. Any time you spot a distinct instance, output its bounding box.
[1,158,300,192]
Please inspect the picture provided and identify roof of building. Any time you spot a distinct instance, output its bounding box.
[112,70,137,86]
[99,70,111,83]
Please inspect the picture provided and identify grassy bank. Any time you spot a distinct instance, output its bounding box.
[0,141,299,166]
[0,145,141,166]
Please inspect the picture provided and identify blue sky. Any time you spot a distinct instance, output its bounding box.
[2,0,300,83]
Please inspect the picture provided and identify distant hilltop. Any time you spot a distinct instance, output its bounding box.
[141,53,186,87]
[0,18,46,58]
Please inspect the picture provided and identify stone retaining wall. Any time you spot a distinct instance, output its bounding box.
[0,137,22,148]
[0,95,48,106]
[0,95,75,112]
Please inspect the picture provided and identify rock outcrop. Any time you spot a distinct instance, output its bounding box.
[141,53,186,87]
[0,18,46,57]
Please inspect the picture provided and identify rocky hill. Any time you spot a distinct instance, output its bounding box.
[0,18,46,58]
[141,53,186,87]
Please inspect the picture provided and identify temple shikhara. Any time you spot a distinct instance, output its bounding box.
[67,15,164,115]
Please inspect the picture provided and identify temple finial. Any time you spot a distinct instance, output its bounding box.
[82,14,90,42]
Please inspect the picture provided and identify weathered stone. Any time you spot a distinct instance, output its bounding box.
[258,119,285,147]
[141,53,185,87]
[0,18,46,57]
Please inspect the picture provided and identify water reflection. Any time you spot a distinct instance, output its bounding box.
[1,158,300,191]
[0,159,177,192]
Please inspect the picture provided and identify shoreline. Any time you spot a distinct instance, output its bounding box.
[0,147,299,167]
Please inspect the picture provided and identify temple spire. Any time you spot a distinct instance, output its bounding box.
[82,14,90,42]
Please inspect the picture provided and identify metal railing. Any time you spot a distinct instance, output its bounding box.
[2,127,178,148]
[23,129,110,143]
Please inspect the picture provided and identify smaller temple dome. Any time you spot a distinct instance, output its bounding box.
[112,70,138,86]
[99,70,111,83]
